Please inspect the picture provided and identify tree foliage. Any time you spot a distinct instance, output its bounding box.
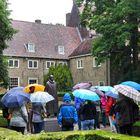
[44,64,74,91]
[0,0,16,88]
[76,0,140,83]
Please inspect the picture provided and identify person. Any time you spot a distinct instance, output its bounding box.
[93,100,101,129]
[9,104,28,134]
[74,97,85,130]
[106,96,117,132]
[31,103,47,134]
[114,94,139,135]
[2,105,11,128]
[79,100,96,130]
[100,95,107,128]
[26,86,35,133]
[44,75,58,117]
[57,93,78,131]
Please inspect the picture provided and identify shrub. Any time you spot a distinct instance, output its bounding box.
[0,128,140,140]
[44,64,74,92]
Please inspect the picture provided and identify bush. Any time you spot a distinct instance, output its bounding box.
[0,128,140,140]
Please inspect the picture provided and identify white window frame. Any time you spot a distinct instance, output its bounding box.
[8,59,19,68]
[9,77,20,89]
[58,61,67,66]
[46,61,55,69]
[77,59,84,69]
[93,57,101,67]
[98,81,105,86]
[26,43,35,52]
[58,45,64,55]
[28,60,38,69]
[28,77,38,85]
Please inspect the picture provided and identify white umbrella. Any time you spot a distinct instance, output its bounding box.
[114,85,140,101]
[30,91,54,103]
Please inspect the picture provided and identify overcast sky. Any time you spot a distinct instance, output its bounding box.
[8,0,73,25]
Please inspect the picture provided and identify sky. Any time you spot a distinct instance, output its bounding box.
[8,0,73,25]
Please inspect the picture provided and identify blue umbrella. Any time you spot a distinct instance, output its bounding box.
[120,81,140,91]
[1,87,30,108]
[72,89,100,101]
[95,86,113,93]
[90,86,105,97]
[105,88,119,99]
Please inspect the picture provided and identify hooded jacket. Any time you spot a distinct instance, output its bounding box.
[57,93,78,125]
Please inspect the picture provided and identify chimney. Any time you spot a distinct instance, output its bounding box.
[35,19,41,24]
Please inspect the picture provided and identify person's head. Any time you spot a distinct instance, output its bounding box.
[63,93,71,103]
[87,100,92,104]
[29,86,35,93]
[49,75,54,81]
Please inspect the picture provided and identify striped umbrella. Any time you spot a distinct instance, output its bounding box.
[114,85,140,101]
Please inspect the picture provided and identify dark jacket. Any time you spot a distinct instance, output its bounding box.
[79,101,96,121]
[114,97,139,126]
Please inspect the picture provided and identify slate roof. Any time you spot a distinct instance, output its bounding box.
[4,20,81,60]
[69,38,92,57]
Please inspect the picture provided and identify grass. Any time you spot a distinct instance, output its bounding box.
[0,113,8,127]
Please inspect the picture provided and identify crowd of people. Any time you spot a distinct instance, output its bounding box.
[1,77,140,136]
[57,92,139,136]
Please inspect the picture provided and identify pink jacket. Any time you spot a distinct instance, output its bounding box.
[101,96,107,108]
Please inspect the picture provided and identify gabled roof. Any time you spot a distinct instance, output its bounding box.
[69,38,92,58]
[4,20,81,60]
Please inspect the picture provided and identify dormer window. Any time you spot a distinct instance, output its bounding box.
[58,46,64,55]
[25,43,35,52]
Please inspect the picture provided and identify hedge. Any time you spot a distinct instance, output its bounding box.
[0,128,140,140]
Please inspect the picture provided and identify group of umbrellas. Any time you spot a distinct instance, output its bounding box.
[72,81,140,102]
[1,84,54,108]
[1,81,140,108]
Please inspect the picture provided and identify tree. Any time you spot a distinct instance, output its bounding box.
[44,64,74,91]
[0,0,16,88]
[76,0,140,84]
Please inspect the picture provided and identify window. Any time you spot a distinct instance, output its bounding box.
[25,43,35,52]
[58,61,67,66]
[77,59,84,69]
[98,81,105,86]
[8,59,19,68]
[93,57,101,67]
[58,46,64,55]
[28,60,38,69]
[28,78,38,84]
[9,77,19,89]
[46,61,55,69]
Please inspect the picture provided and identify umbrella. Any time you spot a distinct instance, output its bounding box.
[1,87,30,108]
[73,83,91,90]
[90,86,105,97]
[120,81,140,91]
[24,84,45,93]
[30,91,54,103]
[95,86,113,92]
[105,88,119,99]
[72,89,100,101]
[114,85,140,101]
